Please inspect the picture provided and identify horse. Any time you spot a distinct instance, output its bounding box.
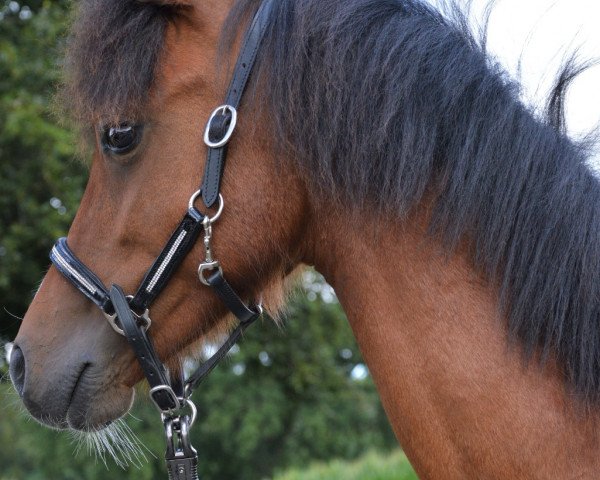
[8,0,600,478]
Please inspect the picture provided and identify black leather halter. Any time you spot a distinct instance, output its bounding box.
[49,2,274,478]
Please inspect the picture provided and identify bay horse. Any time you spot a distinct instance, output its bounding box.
[9,0,600,478]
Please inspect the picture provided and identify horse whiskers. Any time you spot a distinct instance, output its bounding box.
[0,370,11,383]
[3,336,149,468]
[70,417,151,469]
[1,386,33,420]
[2,386,25,410]
[2,307,23,321]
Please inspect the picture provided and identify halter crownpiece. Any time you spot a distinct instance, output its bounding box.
[49,1,274,478]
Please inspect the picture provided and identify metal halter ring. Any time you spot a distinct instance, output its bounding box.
[203,105,238,148]
[103,295,151,336]
[188,191,224,224]
[179,398,198,429]
[158,396,198,428]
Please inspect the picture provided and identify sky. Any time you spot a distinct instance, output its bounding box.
[433,0,600,164]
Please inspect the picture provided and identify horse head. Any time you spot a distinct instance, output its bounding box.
[10,0,307,431]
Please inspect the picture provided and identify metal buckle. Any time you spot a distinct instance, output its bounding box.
[198,262,224,286]
[203,105,237,148]
[103,295,151,336]
[188,191,224,223]
[149,385,182,414]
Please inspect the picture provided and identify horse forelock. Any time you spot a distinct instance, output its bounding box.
[63,0,172,125]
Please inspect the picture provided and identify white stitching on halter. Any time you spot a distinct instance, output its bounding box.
[145,230,188,293]
[51,245,98,295]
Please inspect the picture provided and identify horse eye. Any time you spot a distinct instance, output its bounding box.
[101,124,143,155]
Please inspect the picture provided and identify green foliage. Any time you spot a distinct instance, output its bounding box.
[274,450,418,480]
[0,0,86,340]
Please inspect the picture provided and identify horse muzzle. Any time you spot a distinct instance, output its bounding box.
[9,324,134,432]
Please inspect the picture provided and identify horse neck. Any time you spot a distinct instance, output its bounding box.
[305,201,600,480]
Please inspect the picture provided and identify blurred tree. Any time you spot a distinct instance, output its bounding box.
[0,0,85,340]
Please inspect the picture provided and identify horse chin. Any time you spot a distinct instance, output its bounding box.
[65,382,135,433]
[15,355,148,467]
[65,388,149,468]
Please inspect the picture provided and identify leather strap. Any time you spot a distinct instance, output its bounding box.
[184,314,257,392]
[50,238,111,312]
[49,235,262,402]
[206,270,260,324]
[183,271,261,392]
[51,209,206,315]
[109,285,179,411]
[200,0,274,208]
[132,210,205,311]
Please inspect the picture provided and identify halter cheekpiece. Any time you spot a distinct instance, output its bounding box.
[49,2,274,478]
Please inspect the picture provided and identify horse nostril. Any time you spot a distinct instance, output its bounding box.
[9,344,26,397]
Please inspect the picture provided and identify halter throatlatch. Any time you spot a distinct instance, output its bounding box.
[49,1,274,478]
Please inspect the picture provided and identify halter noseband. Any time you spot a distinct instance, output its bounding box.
[49,2,274,478]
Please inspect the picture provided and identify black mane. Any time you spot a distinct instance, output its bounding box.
[229,0,600,405]
[66,0,600,405]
